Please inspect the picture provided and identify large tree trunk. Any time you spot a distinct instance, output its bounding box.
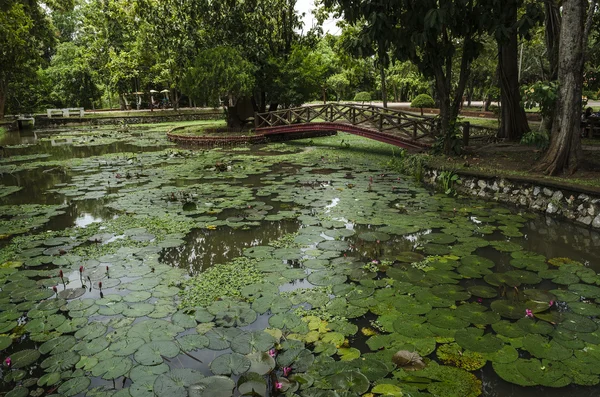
[0,80,7,119]
[433,38,474,153]
[534,0,585,175]
[497,3,530,140]
[379,62,388,108]
[545,0,561,81]
[543,1,562,131]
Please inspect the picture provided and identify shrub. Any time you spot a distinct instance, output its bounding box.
[354,92,371,103]
[410,94,435,115]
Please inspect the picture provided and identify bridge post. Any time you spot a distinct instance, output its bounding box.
[254,113,259,129]
[413,123,417,139]
[378,115,383,131]
[352,108,356,125]
[462,122,470,146]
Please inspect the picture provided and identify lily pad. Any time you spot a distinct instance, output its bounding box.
[11,349,41,369]
[454,328,504,353]
[57,376,91,396]
[154,368,205,397]
[210,352,251,376]
[134,341,180,365]
[188,376,235,397]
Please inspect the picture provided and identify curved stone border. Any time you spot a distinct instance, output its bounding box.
[167,125,337,147]
[167,125,267,146]
[425,169,600,230]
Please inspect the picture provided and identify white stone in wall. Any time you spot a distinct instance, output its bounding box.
[593,215,600,229]
[534,187,541,196]
[543,188,553,197]
[547,202,559,214]
[551,191,564,202]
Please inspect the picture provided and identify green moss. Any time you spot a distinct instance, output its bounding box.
[179,257,263,308]
[436,343,487,371]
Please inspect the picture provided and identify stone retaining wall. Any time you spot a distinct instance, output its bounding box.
[425,169,600,230]
[34,112,222,128]
[167,125,336,147]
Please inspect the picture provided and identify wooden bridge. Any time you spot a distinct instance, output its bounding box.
[254,103,439,150]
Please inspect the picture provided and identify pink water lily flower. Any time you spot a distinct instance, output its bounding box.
[549,300,554,307]
[3,357,11,367]
[525,309,533,318]
[268,349,277,358]
[283,366,292,376]
[275,381,283,390]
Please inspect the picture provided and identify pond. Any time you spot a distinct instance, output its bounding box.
[1,121,600,397]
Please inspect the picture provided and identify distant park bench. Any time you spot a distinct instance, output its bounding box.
[47,108,85,118]
[583,117,600,138]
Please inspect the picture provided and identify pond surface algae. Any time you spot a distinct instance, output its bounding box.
[0,122,600,396]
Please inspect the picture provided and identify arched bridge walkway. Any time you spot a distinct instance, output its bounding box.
[254,103,439,150]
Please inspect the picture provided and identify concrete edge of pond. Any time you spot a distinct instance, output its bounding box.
[167,124,337,146]
[4,112,224,131]
[425,168,600,229]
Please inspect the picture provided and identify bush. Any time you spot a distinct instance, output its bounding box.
[410,94,435,109]
[583,90,598,100]
[353,92,371,103]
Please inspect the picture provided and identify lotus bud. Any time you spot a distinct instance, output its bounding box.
[52,286,58,294]
[106,266,109,273]
[79,266,84,273]
[98,281,103,290]
[59,269,63,278]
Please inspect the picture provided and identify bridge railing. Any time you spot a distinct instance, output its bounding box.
[255,103,439,143]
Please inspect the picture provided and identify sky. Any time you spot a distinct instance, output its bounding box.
[295,0,341,35]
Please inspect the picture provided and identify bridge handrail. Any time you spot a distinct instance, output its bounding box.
[254,103,439,143]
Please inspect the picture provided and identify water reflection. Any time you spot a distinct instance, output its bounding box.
[160,220,300,274]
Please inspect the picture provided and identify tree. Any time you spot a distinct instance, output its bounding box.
[0,1,57,118]
[327,74,350,101]
[489,0,537,140]
[44,42,101,109]
[411,94,435,116]
[182,47,255,127]
[534,0,590,175]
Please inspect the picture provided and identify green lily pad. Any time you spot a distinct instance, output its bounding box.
[522,334,573,361]
[466,285,498,298]
[230,331,276,355]
[215,306,257,327]
[240,350,274,376]
[516,318,554,335]
[41,351,80,372]
[454,328,504,353]
[177,334,209,352]
[188,376,235,397]
[328,370,370,394]
[210,352,251,376]
[134,341,180,365]
[427,309,470,329]
[237,372,267,396]
[57,376,91,396]
[92,357,134,380]
[154,368,205,397]
[10,349,41,369]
